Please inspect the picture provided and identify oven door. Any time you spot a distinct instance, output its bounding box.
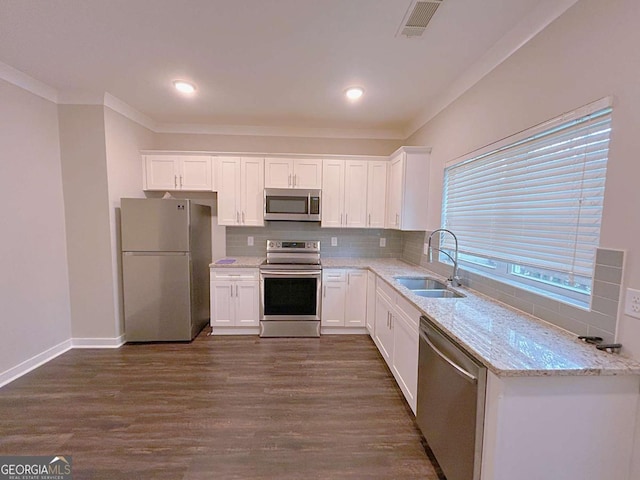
[260,268,322,321]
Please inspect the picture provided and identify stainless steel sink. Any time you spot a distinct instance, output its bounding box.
[394,276,448,290]
[413,289,464,298]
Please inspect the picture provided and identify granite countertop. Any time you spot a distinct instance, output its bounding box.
[210,256,265,268]
[323,258,640,378]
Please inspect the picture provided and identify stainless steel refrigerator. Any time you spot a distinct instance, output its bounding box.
[120,198,211,342]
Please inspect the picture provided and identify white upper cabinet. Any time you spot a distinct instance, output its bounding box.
[322,158,386,229]
[321,159,345,228]
[144,154,213,191]
[264,157,322,189]
[217,156,264,226]
[385,147,430,230]
[367,161,388,228]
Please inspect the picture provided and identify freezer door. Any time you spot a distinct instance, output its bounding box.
[122,252,192,342]
[121,198,190,252]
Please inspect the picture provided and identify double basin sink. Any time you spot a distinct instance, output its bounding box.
[394,276,464,298]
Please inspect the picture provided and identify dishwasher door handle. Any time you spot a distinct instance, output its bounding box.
[420,330,478,384]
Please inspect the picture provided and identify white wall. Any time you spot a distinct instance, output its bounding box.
[404,1,640,475]
[153,132,400,156]
[58,105,117,340]
[103,107,155,336]
[0,79,71,376]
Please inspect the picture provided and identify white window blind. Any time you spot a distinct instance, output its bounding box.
[442,104,612,282]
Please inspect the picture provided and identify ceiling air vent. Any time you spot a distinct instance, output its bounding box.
[396,0,443,38]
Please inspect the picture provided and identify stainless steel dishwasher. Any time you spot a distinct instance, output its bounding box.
[417,315,487,480]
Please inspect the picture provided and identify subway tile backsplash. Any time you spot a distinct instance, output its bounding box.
[400,230,624,343]
[226,223,402,258]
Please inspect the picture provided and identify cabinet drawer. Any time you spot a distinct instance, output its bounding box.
[377,278,396,302]
[323,269,346,282]
[396,295,420,330]
[211,268,258,281]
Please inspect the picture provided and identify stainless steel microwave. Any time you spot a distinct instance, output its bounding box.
[264,188,321,221]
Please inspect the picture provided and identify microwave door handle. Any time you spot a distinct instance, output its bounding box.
[308,192,311,218]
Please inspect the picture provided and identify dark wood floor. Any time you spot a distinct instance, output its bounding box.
[0,331,442,479]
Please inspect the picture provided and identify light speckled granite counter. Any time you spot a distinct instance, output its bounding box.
[323,258,640,377]
[210,256,265,268]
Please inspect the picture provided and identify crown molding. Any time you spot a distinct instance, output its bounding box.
[103,93,157,131]
[403,0,580,139]
[0,60,58,103]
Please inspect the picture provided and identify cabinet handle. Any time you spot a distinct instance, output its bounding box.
[340,213,343,226]
[395,213,399,226]
[235,284,239,297]
[236,211,240,224]
[288,173,292,187]
[174,175,177,189]
[242,211,245,224]
[179,175,183,188]
[294,174,297,187]
[323,285,326,298]
[230,286,233,298]
[368,213,371,226]
[345,213,348,225]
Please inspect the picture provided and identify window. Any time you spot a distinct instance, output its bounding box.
[441,98,612,308]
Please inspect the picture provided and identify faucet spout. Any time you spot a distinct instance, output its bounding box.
[427,229,461,287]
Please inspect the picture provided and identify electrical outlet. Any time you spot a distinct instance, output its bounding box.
[247,236,254,246]
[624,288,640,319]
[331,237,338,247]
[380,237,386,247]
[423,243,429,255]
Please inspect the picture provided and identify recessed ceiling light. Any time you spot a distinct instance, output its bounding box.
[173,80,196,94]
[345,86,364,101]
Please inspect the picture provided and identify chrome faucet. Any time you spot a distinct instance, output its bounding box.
[427,229,461,287]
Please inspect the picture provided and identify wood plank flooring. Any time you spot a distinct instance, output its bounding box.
[0,331,443,479]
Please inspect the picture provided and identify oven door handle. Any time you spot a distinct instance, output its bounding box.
[261,270,321,276]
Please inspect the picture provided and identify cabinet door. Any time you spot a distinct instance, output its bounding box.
[366,272,376,335]
[386,154,404,229]
[374,293,394,365]
[293,159,322,189]
[211,281,234,326]
[345,270,367,327]
[391,313,419,413]
[240,157,264,226]
[235,281,259,326]
[264,158,293,188]
[322,279,346,327]
[344,161,368,228]
[145,155,178,190]
[367,161,388,228]
[217,157,241,225]
[321,159,345,228]
[180,156,212,191]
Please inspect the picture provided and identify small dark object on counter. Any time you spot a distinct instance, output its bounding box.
[578,335,604,345]
[596,343,622,354]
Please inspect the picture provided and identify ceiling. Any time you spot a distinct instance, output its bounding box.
[0,0,576,138]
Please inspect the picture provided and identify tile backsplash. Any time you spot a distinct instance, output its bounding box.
[401,230,624,343]
[226,223,402,258]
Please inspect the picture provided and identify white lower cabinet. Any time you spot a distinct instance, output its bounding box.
[210,268,259,332]
[366,271,376,335]
[373,276,419,414]
[321,269,367,329]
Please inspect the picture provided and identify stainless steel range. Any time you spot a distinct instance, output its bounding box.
[259,240,321,337]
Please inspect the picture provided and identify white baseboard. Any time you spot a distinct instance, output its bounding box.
[72,335,125,348]
[0,339,72,388]
[210,327,260,336]
[321,327,369,335]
